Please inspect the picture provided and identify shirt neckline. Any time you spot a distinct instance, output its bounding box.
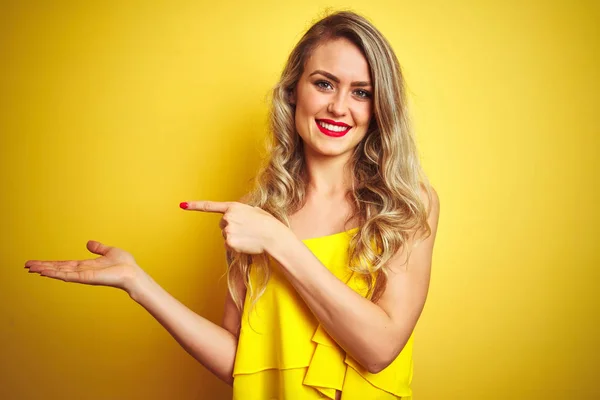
[300,226,360,242]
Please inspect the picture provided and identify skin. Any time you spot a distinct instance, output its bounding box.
[291,38,374,163]
[24,38,440,392]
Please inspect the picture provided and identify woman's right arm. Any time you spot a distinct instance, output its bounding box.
[26,239,244,387]
[128,269,243,386]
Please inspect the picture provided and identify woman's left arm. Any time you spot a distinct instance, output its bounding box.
[182,188,439,374]
[267,189,440,374]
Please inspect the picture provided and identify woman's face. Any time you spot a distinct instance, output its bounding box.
[292,38,374,161]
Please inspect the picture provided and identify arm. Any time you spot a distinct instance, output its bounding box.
[266,189,440,374]
[128,269,242,385]
[25,219,245,385]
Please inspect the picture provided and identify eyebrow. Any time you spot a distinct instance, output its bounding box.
[309,70,372,87]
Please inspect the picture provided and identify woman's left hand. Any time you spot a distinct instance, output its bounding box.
[180,201,286,254]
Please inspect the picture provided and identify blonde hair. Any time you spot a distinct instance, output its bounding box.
[227,10,433,310]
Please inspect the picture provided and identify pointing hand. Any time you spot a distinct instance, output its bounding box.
[180,201,285,255]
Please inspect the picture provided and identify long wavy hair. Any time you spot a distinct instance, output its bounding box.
[227,10,433,310]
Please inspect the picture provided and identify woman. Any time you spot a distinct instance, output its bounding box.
[25,11,439,400]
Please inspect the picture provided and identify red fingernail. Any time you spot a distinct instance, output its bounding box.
[179,202,189,209]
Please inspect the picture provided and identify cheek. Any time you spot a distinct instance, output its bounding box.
[297,88,326,115]
[355,105,374,128]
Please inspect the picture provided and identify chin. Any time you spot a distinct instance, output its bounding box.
[308,143,352,158]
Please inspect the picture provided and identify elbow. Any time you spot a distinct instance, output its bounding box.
[357,349,393,374]
[366,359,392,375]
[364,339,408,374]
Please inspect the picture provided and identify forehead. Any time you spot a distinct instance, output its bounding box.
[304,38,371,83]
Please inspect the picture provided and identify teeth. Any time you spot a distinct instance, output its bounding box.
[318,121,350,132]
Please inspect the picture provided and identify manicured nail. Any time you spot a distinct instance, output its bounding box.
[179,202,189,209]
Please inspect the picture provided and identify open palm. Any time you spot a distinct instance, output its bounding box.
[25,240,140,291]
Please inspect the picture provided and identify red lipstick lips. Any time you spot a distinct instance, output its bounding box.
[315,119,351,137]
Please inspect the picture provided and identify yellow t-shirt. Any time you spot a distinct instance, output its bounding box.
[232,228,414,399]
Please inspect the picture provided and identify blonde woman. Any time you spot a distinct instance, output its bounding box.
[25,11,439,400]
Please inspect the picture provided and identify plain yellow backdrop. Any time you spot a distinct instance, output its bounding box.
[1,0,598,399]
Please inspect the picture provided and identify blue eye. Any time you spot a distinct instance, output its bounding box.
[315,80,333,90]
[354,89,372,99]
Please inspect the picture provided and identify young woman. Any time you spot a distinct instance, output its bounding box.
[25,11,439,400]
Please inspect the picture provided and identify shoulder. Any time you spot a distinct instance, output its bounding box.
[381,183,439,273]
[420,183,440,229]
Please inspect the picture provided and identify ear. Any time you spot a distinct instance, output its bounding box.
[288,88,296,105]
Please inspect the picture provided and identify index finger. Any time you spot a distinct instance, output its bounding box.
[180,201,232,214]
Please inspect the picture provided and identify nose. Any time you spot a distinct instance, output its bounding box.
[327,92,348,117]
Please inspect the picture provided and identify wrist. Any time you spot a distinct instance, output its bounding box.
[264,221,295,259]
[124,265,154,302]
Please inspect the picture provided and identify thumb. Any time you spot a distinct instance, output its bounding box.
[86,240,112,256]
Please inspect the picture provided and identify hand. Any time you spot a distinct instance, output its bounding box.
[180,201,285,255]
[25,240,143,293]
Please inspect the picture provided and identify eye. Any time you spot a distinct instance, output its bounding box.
[353,89,372,99]
[315,80,333,91]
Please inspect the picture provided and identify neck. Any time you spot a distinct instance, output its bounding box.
[303,147,354,197]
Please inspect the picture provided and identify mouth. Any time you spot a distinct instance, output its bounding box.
[315,119,352,137]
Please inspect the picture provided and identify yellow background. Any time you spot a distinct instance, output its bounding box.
[1,0,598,399]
